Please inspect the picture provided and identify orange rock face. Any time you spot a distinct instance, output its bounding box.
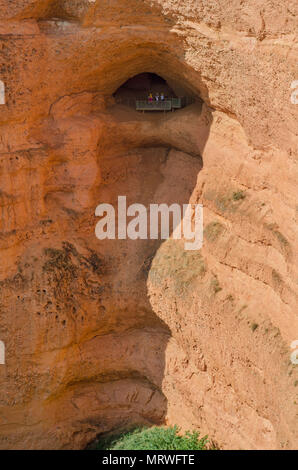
[0,0,297,449]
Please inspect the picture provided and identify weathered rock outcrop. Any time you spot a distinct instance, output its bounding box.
[0,0,297,449]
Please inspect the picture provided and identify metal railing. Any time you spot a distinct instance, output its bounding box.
[136,100,172,111]
[114,96,196,111]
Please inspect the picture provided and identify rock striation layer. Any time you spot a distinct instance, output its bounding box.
[0,0,297,449]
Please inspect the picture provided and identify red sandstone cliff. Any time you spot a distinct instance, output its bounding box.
[0,0,297,449]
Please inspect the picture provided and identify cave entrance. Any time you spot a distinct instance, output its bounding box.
[113,73,195,112]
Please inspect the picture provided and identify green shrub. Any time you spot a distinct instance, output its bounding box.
[232,190,246,201]
[93,426,209,450]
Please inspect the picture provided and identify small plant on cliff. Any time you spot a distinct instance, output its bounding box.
[210,277,222,294]
[204,220,224,242]
[92,426,209,450]
[232,190,246,201]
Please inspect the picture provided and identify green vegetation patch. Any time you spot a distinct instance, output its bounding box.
[232,190,246,201]
[204,221,225,242]
[265,223,291,257]
[92,426,209,451]
[272,269,283,286]
[213,189,246,214]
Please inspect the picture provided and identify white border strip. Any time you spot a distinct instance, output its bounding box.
[0,341,5,365]
[0,81,5,105]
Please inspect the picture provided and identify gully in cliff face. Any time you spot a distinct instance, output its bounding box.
[95,196,203,250]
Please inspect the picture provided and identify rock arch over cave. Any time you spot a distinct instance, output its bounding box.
[113,72,197,109]
[113,73,176,102]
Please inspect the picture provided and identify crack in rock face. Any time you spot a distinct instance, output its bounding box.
[0,0,297,450]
